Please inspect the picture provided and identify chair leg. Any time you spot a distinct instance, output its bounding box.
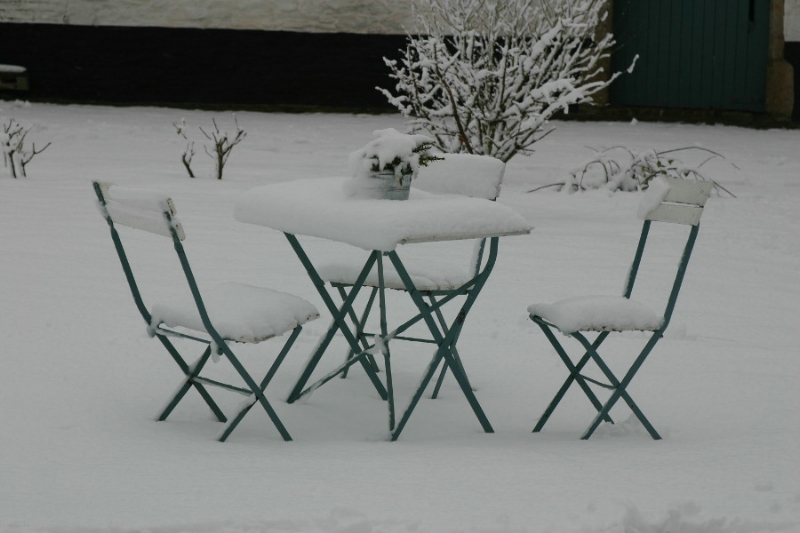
[217,342,293,442]
[531,323,614,433]
[157,341,227,423]
[579,332,663,440]
[219,327,302,442]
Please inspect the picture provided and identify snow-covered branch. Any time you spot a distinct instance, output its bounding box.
[379,0,632,162]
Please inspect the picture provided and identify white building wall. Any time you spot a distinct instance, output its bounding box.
[787,0,800,40]
[0,0,414,34]
[3,0,798,40]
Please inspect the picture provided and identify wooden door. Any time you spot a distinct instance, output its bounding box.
[610,0,770,112]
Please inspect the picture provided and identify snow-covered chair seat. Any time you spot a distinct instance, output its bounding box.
[528,177,713,440]
[93,181,319,443]
[527,295,663,334]
[151,282,319,343]
[318,260,471,293]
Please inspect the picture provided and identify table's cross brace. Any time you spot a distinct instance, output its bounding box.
[428,294,473,400]
[385,237,500,440]
[339,286,379,379]
[284,233,388,402]
[333,275,480,379]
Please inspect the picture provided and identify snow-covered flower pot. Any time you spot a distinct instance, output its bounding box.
[344,128,440,200]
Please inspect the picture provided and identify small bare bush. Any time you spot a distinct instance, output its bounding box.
[173,115,246,180]
[1,118,51,178]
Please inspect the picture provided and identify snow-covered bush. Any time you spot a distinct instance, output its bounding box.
[535,145,736,197]
[1,118,51,178]
[173,115,246,180]
[379,0,632,162]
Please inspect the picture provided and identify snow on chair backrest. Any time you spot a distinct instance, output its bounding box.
[414,153,505,200]
[637,177,713,226]
[93,181,186,240]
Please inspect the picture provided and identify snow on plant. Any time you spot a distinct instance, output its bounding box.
[1,118,51,178]
[173,115,246,180]
[533,145,737,197]
[379,0,633,162]
[347,128,442,180]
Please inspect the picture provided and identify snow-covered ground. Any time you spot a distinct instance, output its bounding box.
[1,100,798,533]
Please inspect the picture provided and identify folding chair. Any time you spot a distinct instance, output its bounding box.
[93,181,319,441]
[528,177,712,439]
[317,153,506,398]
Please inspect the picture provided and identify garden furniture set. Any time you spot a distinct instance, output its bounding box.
[93,138,712,442]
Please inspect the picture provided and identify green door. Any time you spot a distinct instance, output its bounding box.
[610,0,770,112]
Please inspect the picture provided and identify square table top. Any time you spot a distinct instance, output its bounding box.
[234,177,533,251]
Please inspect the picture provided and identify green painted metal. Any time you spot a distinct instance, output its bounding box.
[611,0,769,112]
[530,213,704,440]
[283,229,500,440]
[386,239,499,440]
[219,326,302,442]
[284,234,388,402]
[429,294,473,400]
[93,181,300,442]
[338,285,379,379]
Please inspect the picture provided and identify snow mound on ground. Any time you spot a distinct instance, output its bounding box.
[2,505,797,533]
[619,505,799,533]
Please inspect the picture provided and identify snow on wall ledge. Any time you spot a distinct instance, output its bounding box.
[0,0,414,34]
[787,0,800,41]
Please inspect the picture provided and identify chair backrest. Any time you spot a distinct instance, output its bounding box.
[414,153,505,200]
[413,154,506,279]
[637,176,712,226]
[93,181,206,332]
[625,177,713,329]
[94,181,185,240]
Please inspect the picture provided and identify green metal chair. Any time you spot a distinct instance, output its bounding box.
[93,181,319,441]
[528,177,712,439]
[317,154,506,398]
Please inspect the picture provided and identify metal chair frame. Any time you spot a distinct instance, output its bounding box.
[93,181,312,441]
[530,178,712,439]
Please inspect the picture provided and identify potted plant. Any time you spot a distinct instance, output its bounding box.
[344,128,442,200]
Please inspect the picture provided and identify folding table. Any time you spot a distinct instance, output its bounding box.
[234,177,532,440]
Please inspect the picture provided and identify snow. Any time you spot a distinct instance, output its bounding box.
[234,177,532,251]
[97,181,183,239]
[637,176,672,219]
[0,64,27,74]
[528,296,663,333]
[318,259,470,292]
[347,128,433,179]
[150,281,320,344]
[413,153,505,200]
[1,100,799,533]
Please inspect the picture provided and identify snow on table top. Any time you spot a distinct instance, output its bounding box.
[234,177,533,251]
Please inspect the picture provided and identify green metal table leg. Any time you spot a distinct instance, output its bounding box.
[387,240,498,440]
[284,233,387,402]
